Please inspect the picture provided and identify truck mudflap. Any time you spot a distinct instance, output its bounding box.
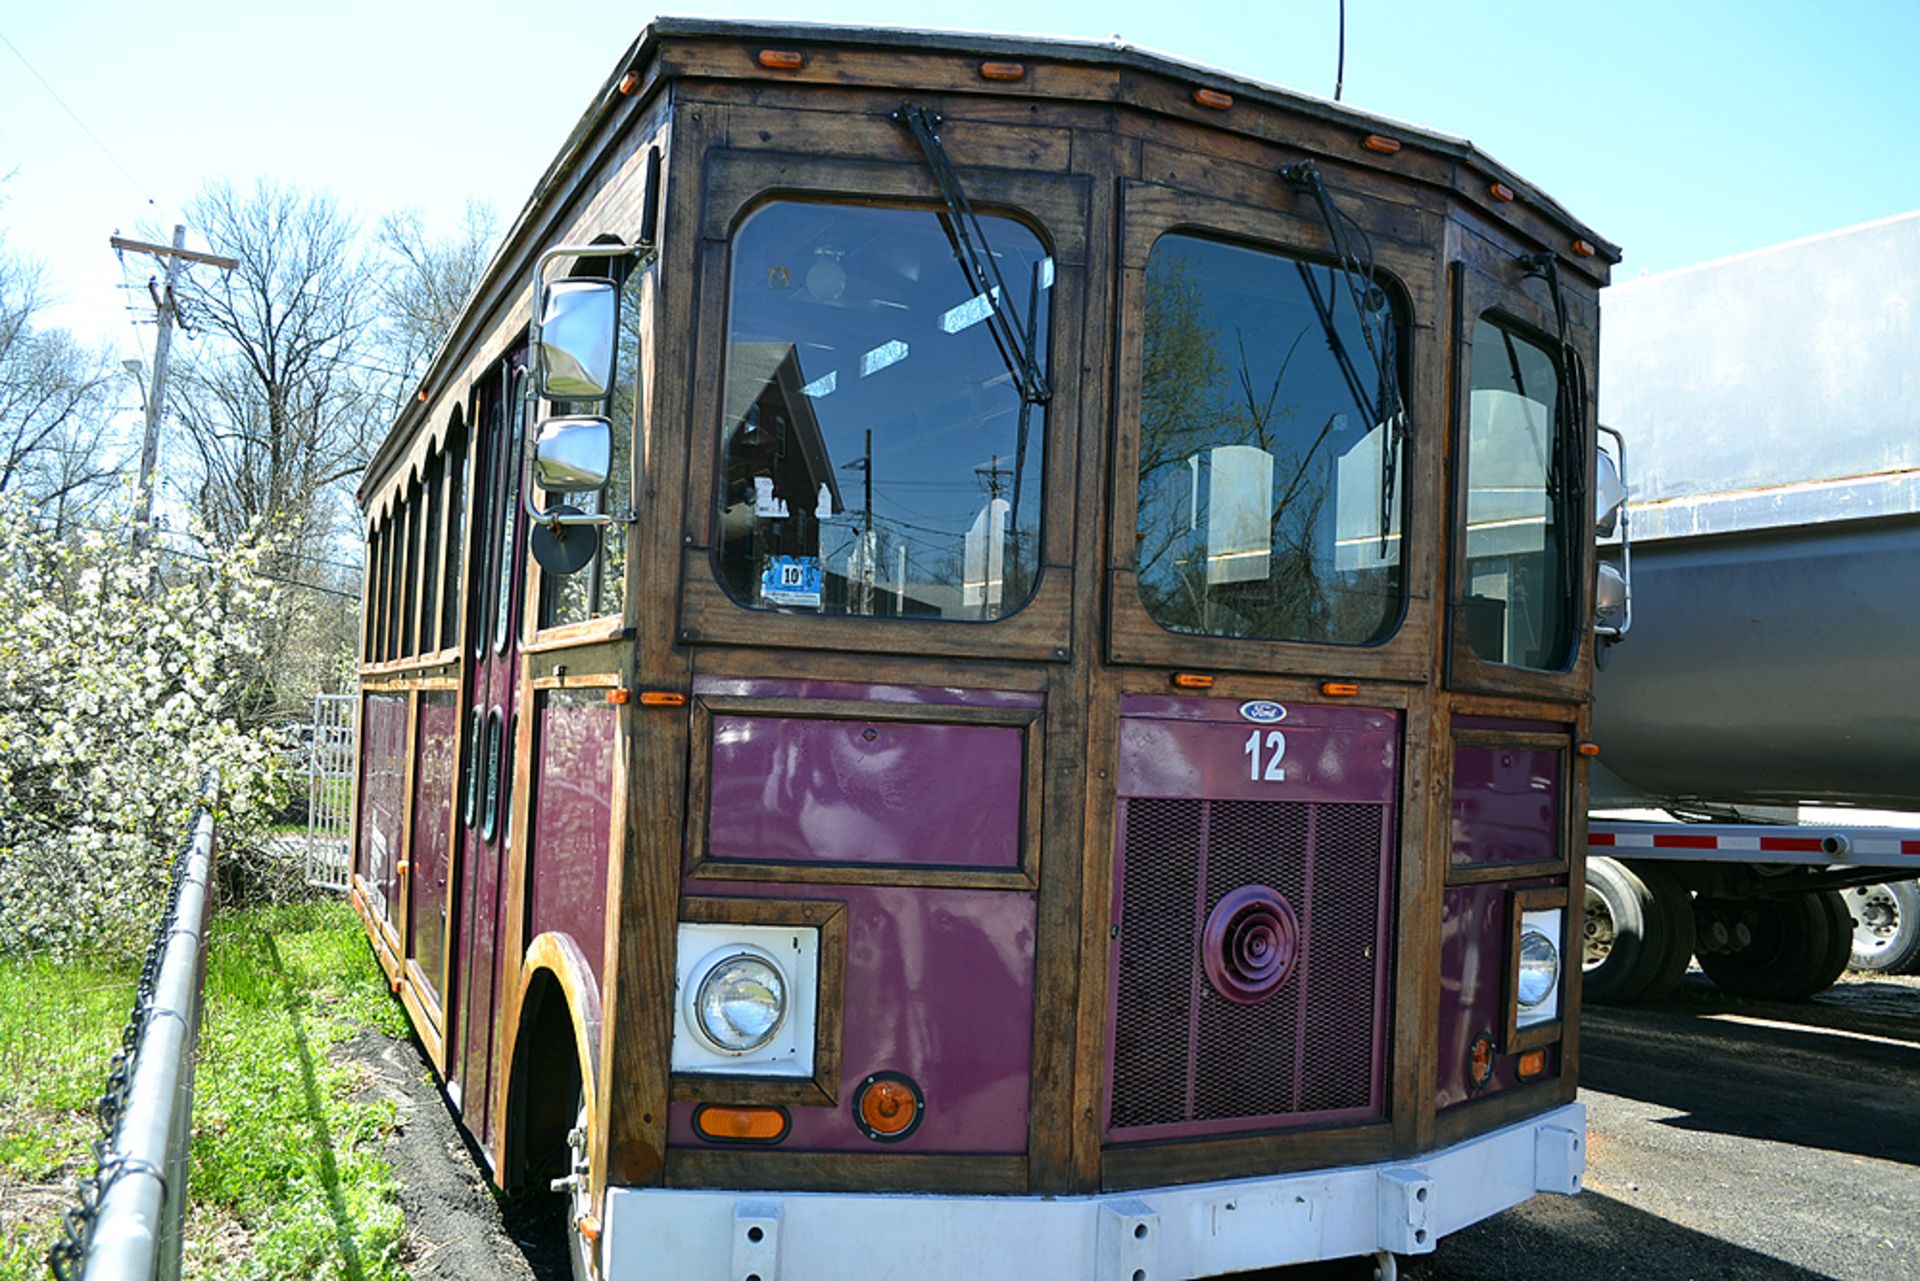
[599,1103,1585,1281]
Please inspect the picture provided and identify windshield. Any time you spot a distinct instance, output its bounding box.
[1134,232,1406,645]
[715,200,1052,621]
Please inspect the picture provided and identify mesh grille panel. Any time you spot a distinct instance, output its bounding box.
[1111,795,1390,1136]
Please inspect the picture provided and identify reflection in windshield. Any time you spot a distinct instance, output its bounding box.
[716,202,1051,620]
[1135,233,1404,645]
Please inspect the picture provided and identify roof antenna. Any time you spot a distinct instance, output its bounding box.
[1334,0,1347,101]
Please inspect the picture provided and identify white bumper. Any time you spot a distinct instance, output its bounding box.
[601,1102,1585,1281]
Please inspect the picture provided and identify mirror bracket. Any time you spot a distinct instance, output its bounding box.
[1594,423,1632,640]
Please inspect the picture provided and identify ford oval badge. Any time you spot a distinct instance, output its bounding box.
[1239,700,1288,724]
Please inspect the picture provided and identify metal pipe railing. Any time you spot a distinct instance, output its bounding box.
[50,806,217,1281]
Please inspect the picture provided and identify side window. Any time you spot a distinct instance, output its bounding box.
[1134,232,1405,645]
[494,375,527,654]
[714,200,1052,621]
[542,257,643,629]
[1460,315,1573,670]
[441,418,467,652]
[419,448,443,654]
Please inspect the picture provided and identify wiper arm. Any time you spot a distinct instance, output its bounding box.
[1519,249,1590,614]
[1278,159,1406,555]
[894,103,1050,405]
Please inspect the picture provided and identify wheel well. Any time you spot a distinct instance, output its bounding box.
[504,968,583,1194]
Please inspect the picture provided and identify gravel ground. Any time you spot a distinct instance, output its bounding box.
[365,971,1918,1280]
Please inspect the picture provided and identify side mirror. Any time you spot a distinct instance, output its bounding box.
[1595,445,1626,539]
[533,417,613,492]
[536,278,618,400]
[1594,562,1629,637]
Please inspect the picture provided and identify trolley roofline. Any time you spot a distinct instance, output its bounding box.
[357,16,1620,505]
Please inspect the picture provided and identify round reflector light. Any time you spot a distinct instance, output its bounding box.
[1516,928,1561,1009]
[854,1073,923,1142]
[694,952,787,1053]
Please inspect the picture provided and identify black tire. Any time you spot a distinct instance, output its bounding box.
[1843,881,1920,974]
[1809,889,1854,994]
[1697,891,1846,1000]
[1582,857,1669,1004]
[1631,862,1697,1002]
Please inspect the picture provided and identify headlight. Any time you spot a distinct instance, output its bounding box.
[1516,928,1561,1009]
[694,953,788,1053]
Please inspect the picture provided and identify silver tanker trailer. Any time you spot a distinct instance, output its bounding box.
[1583,210,1920,1002]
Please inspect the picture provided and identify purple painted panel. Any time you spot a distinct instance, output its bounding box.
[692,675,1044,709]
[407,692,459,1004]
[1450,743,1563,868]
[707,715,1022,869]
[528,689,616,989]
[357,693,409,924]
[1436,878,1562,1110]
[1117,698,1399,805]
[668,881,1035,1154]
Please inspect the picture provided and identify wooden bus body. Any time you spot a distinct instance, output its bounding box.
[350,20,1618,1278]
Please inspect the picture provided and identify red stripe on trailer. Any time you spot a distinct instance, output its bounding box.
[1757,836,1825,852]
[1906,840,1920,855]
[1590,832,1616,846]
[1652,833,1719,849]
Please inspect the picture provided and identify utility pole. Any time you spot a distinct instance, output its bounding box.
[110,227,238,548]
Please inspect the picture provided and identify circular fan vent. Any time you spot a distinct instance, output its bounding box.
[1203,885,1300,1004]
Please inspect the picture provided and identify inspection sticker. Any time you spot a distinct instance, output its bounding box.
[762,555,823,608]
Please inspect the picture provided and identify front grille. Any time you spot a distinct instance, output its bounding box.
[1109,796,1391,1138]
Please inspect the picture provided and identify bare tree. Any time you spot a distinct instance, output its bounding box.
[375,200,498,408]
[0,244,119,535]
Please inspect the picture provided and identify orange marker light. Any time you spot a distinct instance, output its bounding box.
[1489,182,1516,203]
[1321,681,1360,697]
[618,72,639,96]
[1171,672,1215,690]
[605,688,631,706]
[1362,134,1403,155]
[855,1074,923,1141]
[1193,88,1234,111]
[1469,1032,1495,1088]
[416,389,429,403]
[979,61,1026,81]
[1518,1048,1549,1079]
[1572,239,1598,258]
[758,49,805,70]
[639,690,688,708]
[1578,741,1601,758]
[693,1105,790,1144]
[574,1214,602,1242]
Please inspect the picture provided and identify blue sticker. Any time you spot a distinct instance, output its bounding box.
[762,555,824,608]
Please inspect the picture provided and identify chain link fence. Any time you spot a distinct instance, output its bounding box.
[48,806,216,1281]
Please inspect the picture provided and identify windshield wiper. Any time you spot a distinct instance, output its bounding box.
[1279,159,1407,555]
[893,103,1050,405]
[1519,248,1590,612]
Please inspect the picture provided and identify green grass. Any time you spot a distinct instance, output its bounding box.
[0,901,414,1281]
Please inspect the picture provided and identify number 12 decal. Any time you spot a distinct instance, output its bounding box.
[1243,729,1287,782]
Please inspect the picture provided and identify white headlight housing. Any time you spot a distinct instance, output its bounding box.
[1516,908,1564,1027]
[673,925,818,1076]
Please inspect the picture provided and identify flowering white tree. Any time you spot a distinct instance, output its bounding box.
[0,499,288,956]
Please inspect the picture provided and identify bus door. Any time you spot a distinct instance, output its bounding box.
[450,354,531,1137]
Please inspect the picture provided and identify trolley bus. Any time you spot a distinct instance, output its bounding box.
[350,19,1622,1278]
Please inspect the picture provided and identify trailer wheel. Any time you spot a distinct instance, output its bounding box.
[1845,881,1920,973]
[1696,890,1849,1000]
[1630,863,1697,1002]
[1582,857,1668,1003]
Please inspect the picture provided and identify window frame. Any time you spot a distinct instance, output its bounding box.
[1106,177,1443,682]
[1444,259,1597,699]
[675,146,1091,664]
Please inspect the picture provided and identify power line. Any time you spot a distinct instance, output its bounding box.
[0,26,156,207]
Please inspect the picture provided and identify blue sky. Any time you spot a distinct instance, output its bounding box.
[3,0,1917,369]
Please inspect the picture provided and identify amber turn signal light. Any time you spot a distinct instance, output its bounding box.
[1489,182,1516,203]
[1572,239,1598,258]
[1362,134,1403,155]
[693,1104,790,1144]
[1320,681,1359,697]
[639,690,688,708]
[979,61,1026,81]
[1171,672,1215,690]
[1193,88,1233,111]
[1578,741,1601,758]
[618,72,639,96]
[854,1073,923,1142]
[605,688,630,706]
[758,49,805,70]
[1517,1048,1549,1079]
